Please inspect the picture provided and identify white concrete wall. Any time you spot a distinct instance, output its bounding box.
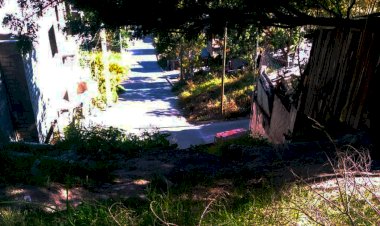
[1,1,95,142]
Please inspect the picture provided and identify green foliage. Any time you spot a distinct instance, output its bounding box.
[1,138,379,225]
[82,51,128,108]
[0,125,176,187]
[57,124,176,159]
[106,28,129,51]
[154,32,206,75]
[64,10,101,42]
[63,201,138,225]
[0,200,138,226]
[175,71,255,121]
[0,150,113,187]
[64,0,379,39]
[16,35,34,55]
[0,151,36,185]
[227,25,259,69]
[143,187,204,225]
[65,9,130,51]
[207,134,269,157]
[2,180,378,225]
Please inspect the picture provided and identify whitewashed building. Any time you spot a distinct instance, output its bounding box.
[0,0,97,142]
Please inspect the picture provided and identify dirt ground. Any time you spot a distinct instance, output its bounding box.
[1,140,379,212]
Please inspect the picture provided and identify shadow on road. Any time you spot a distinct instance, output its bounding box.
[130,61,162,73]
[146,109,182,117]
[118,85,177,103]
[130,48,156,56]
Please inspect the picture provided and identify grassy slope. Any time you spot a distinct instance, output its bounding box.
[173,71,255,122]
[0,127,379,225]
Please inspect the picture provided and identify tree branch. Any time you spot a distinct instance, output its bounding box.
[317,1,342,17]
[346,0,357,19]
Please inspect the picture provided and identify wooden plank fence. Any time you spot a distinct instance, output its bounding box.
[301,21,379,130]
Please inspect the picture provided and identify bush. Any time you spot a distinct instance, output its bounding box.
[79,51,128,108]
[56,124,177,159]
[0,149,113,186]
[207,134,269,158]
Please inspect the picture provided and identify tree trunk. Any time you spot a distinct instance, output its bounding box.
[100,28,112,106]
[221,25,227,116]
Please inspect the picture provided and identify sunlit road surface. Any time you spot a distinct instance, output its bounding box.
[92,37,249,149]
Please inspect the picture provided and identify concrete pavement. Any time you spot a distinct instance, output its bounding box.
[92,36,249,149]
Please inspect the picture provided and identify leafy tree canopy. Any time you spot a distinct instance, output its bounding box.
[67,0,379,36]
[2,0,379,40]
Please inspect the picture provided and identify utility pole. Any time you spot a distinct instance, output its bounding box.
[254,29,259,72]
[100,28,112,107]
[119,28,123,53]
[221,25,227,116]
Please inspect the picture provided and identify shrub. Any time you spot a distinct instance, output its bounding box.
[79,51,128,108]
[56,124,177,159]
[207,134,269,157]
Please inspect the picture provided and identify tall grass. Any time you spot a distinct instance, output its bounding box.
[1,127,378,225]
[56,124,176,159]
[173,71,255,122]
[0,125,176,187]
[3,170,377,226]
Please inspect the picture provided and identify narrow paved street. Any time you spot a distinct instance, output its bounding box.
[93,37,249,148]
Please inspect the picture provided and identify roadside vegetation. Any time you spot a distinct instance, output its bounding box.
[0,125,174,188]
[1,126,379,225]
[79,51,129,109]
[155,25,305,123]
[172,70,255,122]
[1,0,378,224]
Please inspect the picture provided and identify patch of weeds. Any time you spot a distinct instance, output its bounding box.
[0,200,138,226]
[288,145,380,225]
[0,150,114,187]
[145,186,205,226]
[64,200,138,225]
[171,79,187,92]
[170,168,216,191]
[56,124,177,160]
[37,158,115,188]
[0,151,36,185]
[207,134,269,158]
[0,205,61,226]
[175,71,255,122]
[149,174,172,193]
[84,51,128,108]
